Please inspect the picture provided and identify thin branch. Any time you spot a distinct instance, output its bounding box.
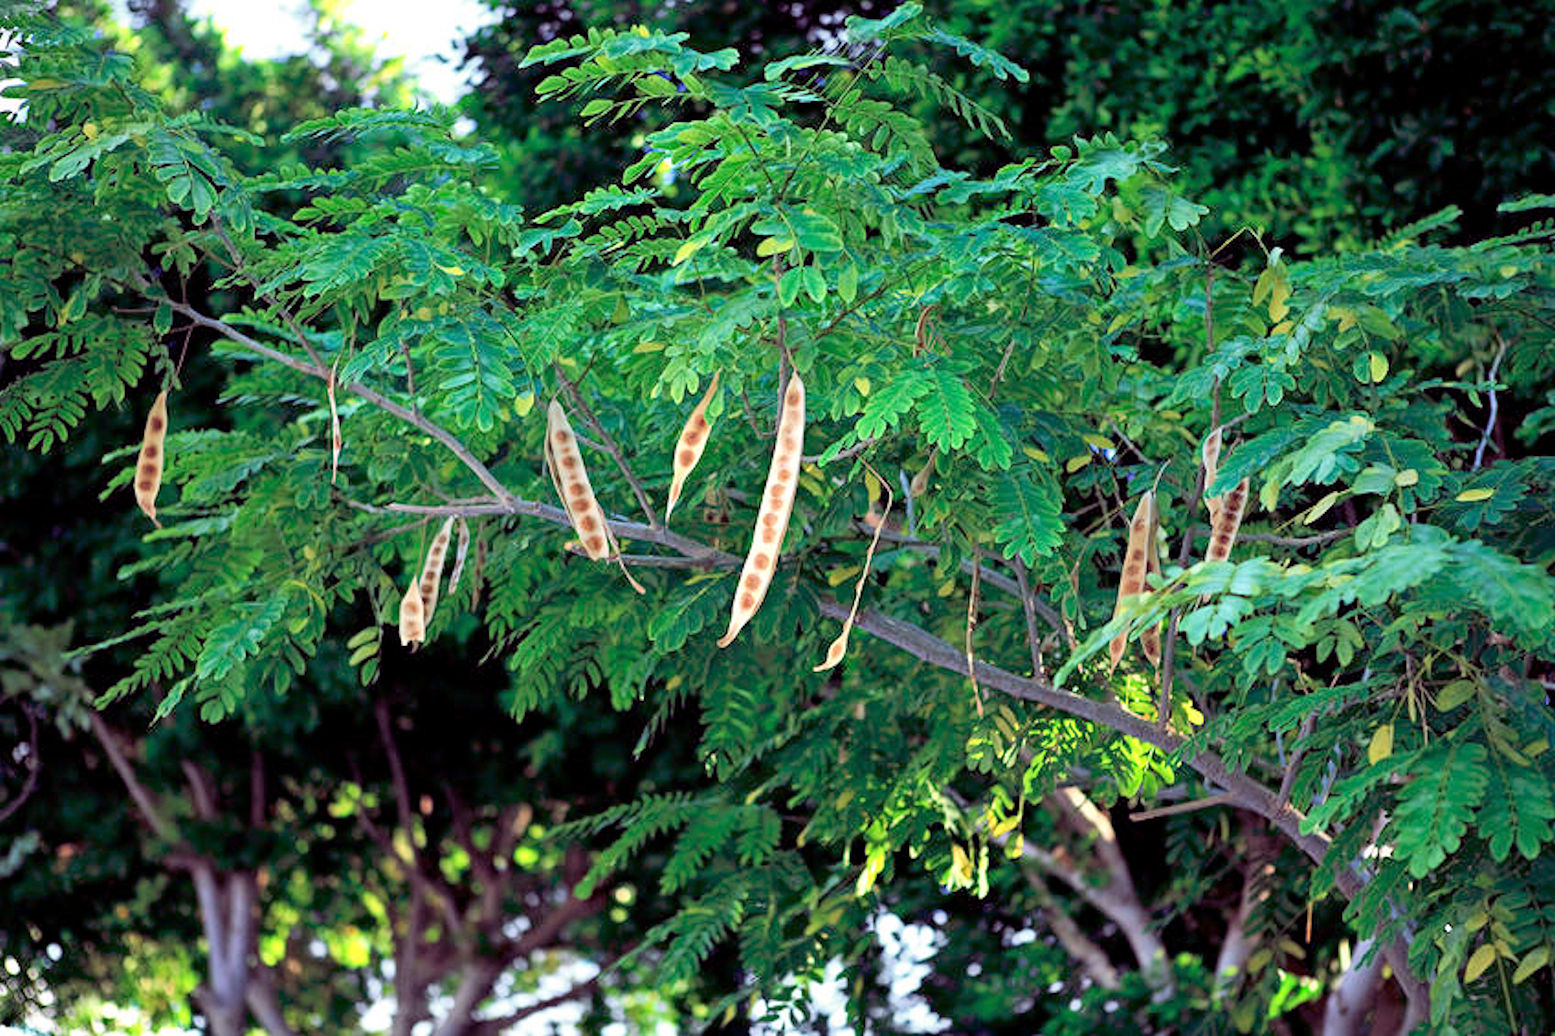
[0,704,40,825]
[1471,336,1508,470]
[162,301,514,504]
[1129,792,1237,822]
[553,364,658,526]
[207,215,327,372]
[1012,559,1046,680]
[88,714,176,841]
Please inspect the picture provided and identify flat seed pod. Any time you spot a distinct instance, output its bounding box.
[447,517,471,598]
[1201,426,1223,524]
[546,399,610,560]
[134,389,169,528]
[718,373,804,648]
[665,371,720,523]
[1141,508,1163,668]
[418,517,455,625]
[1108,490,1155,674]
[398,580,425,648]
[1206,477,1250,563]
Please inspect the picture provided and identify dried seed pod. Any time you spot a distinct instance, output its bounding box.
[1201,426,1223,524]
[816,477,892,672]
[718,373,805,648]
[909,447,937,499]
[447,517,471,598]
[134,389,169,528]
[418,517,455,625]
[1205,477,1250,563]
[546,399,610,560]
[398,579,425,648]
[1141,518,1163,667]
[1108,490,1156,674]
[665,371,720,523]
[328,359,343,485]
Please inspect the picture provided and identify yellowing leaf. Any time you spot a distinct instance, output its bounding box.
[1081,433,1116,451]
[990,814,1020,838]
[1436,680,1477,712]
[1271,320,1295,335]
[1302,490,1343,526]
[1331,307,1358,332]
[756,235,796,257]
[1394,468,1419,487]
[950,843,974,882]
[1513,946,1549,985]
[435,263,465,276]
[1456,488,1494,502]
[1464,943,1498,983]
[82,121,99,140]
[633,340,664,353]
[513,392,536,418]
[672,236,707,266]
[1023,446,1050,463]
[1368,352,1389,383]
[1367,722,1393,765]
[1064,453,1091,473]
[854,376,872,396]
[827,565,862,587]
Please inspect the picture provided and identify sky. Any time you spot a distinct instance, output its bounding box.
[144,0,497,104]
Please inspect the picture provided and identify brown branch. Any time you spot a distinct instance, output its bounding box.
[207,215,327,373]
[1013,558,1046,680]
[88,714,176,841]
[0,703,40,825]
[162,301,514,504]
[466,969,606,1035]
[1129,792,1237,822]
[553,364,658,527]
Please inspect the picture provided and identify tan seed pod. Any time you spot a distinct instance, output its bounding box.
[665,371,720,523]
[1108,490,1156,674]
[1206,477,1250,564]
[546,399,610,561]
[134,389,169,528]
[446,517,471,599]
[398,579,425,648]
[1141,515,1163,667]
[418,517,455,625]
[328,359,343,485]
[718,372,805,648]
[1201,426,1223,524]
[816,475,892,672]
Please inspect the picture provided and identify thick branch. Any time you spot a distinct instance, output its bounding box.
[88,714,176,841]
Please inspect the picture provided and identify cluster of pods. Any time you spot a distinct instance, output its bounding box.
[1107,425,1251,671]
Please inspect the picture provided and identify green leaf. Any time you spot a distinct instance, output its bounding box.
[990,468,1063,565]
[916,366,976,452]
[1389,740,1489,878]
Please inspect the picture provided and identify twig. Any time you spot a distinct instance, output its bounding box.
[553,363,658,527]
[0,704,40,825]
[966,561,983,717]
[1012,558,1046,680]
[163,300,515,505]
[1129,792,1237,822]
[1471,337,1508,470]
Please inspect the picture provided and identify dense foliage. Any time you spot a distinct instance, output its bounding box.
[3,2,1555,1034]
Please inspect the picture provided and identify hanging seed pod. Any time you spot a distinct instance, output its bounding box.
[546,399,610,560]
[328,359,343,485]
[718,373,805,648]
[398,579,425,648]
[1108,490,1156,674]
[665,371,720,523]
[816,476,892,672]
[418,517,455,625]
[134,389,169,528]
[447,517,471,599]
[1141,514,1163,667]
[1205,477,1250,563]
[1201,426,1223,524]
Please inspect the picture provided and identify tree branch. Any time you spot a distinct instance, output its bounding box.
[88,713,176,841]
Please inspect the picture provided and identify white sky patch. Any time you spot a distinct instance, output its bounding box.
[117,0,497,104]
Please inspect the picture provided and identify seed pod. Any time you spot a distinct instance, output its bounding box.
[398,579,425,648]
[447,517,471,599]
[816,476,892,672]
[1141,518,1162,667]
[1108,490,1155,674]
[1205,477,1250,563]
[718,373,805,648]
[1201,426,1222,524]
[418,517,455,625]
[665,371,720,523]
[134,389,169,528]
[546,399,610,560]
[328,359,343,485]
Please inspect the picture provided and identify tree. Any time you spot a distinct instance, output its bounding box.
[4,2,1555,1033]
